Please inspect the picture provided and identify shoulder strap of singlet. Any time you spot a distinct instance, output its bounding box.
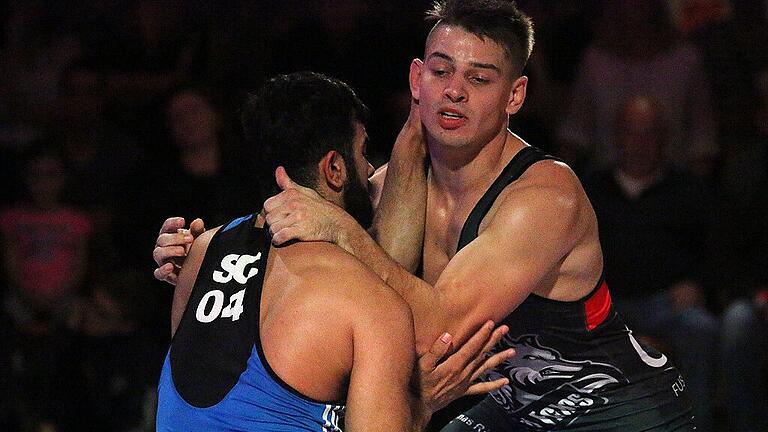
[456,146,561,252]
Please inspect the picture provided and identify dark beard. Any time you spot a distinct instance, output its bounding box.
[343,163,374,229]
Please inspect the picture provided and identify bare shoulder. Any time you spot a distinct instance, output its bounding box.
[499,159,585,218]
[485,158,593,251]
[282,241,411,320]
[521,159,584,199]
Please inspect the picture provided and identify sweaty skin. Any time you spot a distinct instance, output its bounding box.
[153,114,515,428]
[262,25,604,354]
[173,217,416,431]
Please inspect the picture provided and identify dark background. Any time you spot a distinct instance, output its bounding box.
[0,1,766,431]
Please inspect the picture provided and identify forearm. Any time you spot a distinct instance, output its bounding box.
[370,121,428,273]
[339,217,445,354]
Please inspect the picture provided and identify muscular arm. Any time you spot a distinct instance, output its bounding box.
[369,100,428,273]
[269,162,585,354]
[344,279,416,432]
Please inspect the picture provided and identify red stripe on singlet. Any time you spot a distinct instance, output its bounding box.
[584,280,611,331]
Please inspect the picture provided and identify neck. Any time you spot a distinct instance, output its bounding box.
[427,129,524,196]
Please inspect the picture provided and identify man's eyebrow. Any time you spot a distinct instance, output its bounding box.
[470,61,501,73]
[427,51,454,63]
[427,51,500,73]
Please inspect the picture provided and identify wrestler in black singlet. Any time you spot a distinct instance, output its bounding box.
[440,146,695,431]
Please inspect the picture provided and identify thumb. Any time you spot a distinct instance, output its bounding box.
[275,166,299,191]
[189,218,205,237]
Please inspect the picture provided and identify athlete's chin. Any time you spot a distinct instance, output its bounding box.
[427,128,473,149]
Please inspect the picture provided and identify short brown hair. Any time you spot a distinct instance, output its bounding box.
[426,0,534,76]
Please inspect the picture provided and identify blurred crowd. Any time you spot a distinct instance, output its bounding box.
[0,1,766,431]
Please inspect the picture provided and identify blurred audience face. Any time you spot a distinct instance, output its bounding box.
[25,154,66,208]
[615,96,667,178]
[58,68,107,127]
[167,90,219,150]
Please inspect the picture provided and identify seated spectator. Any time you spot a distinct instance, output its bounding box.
[153,86,254,228]
[557,0,717,177]
[583,95,719,431]
[0,141,94,431]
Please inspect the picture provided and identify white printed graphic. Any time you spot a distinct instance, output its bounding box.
[221,288,245,321]
[196,288,246,323]
[213,253,261,284]
[627,327,668,368]
[485,335,625,428]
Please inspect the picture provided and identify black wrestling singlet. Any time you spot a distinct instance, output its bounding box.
[441,146,695,431]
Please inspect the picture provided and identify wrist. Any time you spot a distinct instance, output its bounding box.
[395,125,427,159]
[333,210,362,254]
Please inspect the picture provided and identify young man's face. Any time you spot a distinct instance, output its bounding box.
[342,122,375,228]
[411,25,521,151]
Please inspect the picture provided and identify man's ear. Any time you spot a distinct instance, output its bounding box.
[409,58,424,101]
[505,75,528,116]
[319,150,346,192]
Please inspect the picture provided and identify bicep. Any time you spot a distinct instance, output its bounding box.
[433,194,576,347]
[344,291,414,432]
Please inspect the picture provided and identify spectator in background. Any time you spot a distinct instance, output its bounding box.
[0,1,82,149]
[51,62,147,270]
[76,0,196,147]
[583,95,719,431]
[0,142,93,431]
[153,86,253,229]
[557,0,717,177]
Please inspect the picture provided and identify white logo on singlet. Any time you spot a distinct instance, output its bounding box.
[194,253,261,323]
[213,253,261,284]
[626,326,668,368]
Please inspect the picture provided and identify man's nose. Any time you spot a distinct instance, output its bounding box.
[444,77,467,103]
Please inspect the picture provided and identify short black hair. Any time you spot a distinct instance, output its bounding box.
[425,0,534,76]
[241,72,369,196]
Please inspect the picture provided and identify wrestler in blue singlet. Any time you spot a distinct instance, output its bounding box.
[156,215,344,431]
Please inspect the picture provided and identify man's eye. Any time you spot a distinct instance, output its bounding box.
[433,69,447,77]
[471,76,489,84]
